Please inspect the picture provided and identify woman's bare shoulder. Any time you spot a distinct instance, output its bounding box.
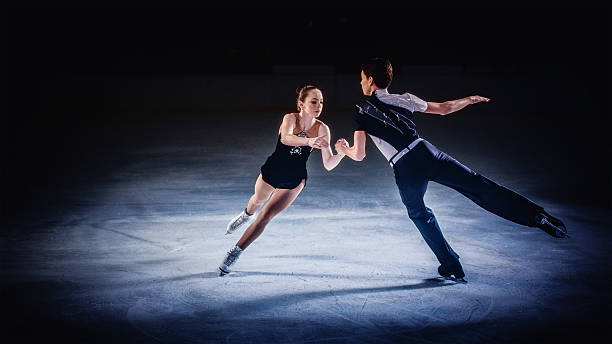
[316,119,330,129]
[283,113,298,122]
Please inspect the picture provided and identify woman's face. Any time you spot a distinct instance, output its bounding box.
[300,89,324,117]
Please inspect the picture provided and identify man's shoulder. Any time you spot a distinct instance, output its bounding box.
[354,99,369,114]
[377,90,404,100]
[355,95,375,107]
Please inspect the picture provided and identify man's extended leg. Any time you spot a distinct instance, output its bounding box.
[428,143,567,237]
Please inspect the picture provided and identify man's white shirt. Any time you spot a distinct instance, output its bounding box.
[367,89,427,161]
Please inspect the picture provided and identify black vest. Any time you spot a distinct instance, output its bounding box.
[354,93,420,151]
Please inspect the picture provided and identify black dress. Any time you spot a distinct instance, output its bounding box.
[260,114,322,189]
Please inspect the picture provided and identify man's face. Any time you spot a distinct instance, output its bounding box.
[360,70,373,96]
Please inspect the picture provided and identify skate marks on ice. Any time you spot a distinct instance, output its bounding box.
[124,272,505,344]
[126,275,472,344]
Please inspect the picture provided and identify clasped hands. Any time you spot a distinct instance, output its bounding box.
[334,138,349,154]
[307,136,349,154]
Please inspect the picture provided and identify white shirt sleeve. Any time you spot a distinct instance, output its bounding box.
[400,92,428,113]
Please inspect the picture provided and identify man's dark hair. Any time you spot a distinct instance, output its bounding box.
[361,57,393,89]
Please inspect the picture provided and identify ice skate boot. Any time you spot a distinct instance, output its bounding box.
[219,245,243,276]
[226,209,252,235]
[535,211,568,238]
[438,264,466,283]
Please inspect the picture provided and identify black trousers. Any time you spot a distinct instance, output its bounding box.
[393,140,543,271]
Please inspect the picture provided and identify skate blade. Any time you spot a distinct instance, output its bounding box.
[444,276,467,283]
[218,268,230,277]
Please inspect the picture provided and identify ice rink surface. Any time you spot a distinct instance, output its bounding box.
[3,110,611,344]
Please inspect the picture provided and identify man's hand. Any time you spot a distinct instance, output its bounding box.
[425,95,491,115]
[468,95,490,104]
[335,138,349,153]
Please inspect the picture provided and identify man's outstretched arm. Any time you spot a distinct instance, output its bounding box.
[335,130,367,161]
[424,95,490,116]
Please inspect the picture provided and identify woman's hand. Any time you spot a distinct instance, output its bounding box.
[308,135,328,149]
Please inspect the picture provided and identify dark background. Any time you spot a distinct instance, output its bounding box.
[4,4,612,219]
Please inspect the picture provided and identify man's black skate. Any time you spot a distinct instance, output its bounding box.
[536,211,569,238]
[438,264,466,283]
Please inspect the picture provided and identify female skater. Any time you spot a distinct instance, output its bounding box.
[218,85,345,275]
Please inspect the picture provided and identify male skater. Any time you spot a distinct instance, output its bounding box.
[335,57,568,282]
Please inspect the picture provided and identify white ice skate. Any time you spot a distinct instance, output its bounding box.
[219,245,243,276]
[225,209,253,235]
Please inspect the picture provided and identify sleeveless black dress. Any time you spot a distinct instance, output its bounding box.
[260,114,322,189]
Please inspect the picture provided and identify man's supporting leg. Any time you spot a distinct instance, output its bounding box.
[396,179,465,279]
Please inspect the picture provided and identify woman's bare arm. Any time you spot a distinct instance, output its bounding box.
[279,113,326,148]
[318,123,345,171]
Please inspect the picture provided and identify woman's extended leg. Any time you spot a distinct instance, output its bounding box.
[237,180,305,249]
[219,180,305,275]
[246,174,276,215]
[226,174,275,235]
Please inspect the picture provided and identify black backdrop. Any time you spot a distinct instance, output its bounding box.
[5,4,612,218]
